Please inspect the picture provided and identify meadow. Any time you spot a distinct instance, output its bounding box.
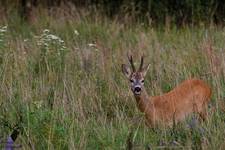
[0,7,225,149]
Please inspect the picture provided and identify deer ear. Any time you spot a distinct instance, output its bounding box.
[122,64,131,78]
[142,64,150,77]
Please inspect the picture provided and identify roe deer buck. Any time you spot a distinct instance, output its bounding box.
[121,55,212,127]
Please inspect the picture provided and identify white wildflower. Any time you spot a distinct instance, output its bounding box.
[88,43,96,47]
[43,29,50,33]
[59,39,64,43]
[74,30,79,36]
[47,34,60,40]
[0,26,7,33]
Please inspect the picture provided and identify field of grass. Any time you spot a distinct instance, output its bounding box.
[0,8,225,149]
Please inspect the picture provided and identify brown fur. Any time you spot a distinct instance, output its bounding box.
[135,79,211,127]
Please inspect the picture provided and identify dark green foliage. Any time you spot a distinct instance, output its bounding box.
[1,0,225,25]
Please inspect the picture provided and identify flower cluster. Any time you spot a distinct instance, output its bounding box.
[0,26,7,49]
[37,29,67,54]
[36,29,68,72]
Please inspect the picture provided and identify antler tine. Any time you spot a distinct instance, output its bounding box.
[127,53,136,71]
[139,55,144,71]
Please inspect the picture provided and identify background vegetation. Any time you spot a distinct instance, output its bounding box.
[1,0,225,26]
[0,2,224,150]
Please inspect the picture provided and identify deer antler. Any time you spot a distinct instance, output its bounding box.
[139,55,144,71]
[127,53,136,71]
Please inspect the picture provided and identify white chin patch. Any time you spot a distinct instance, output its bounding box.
[134,91,141,95]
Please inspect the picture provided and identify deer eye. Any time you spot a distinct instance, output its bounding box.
[130,79,134,83]
[141,80,144,83]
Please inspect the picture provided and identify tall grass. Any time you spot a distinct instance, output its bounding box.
[0,7,224,149]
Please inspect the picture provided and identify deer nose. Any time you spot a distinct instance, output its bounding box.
[134,86,141,92]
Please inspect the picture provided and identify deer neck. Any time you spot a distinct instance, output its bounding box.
[134,88,152,113]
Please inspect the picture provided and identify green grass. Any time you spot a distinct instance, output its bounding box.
[0,8,225,149]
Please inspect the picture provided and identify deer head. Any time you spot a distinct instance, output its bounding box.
[122,54,150,96]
